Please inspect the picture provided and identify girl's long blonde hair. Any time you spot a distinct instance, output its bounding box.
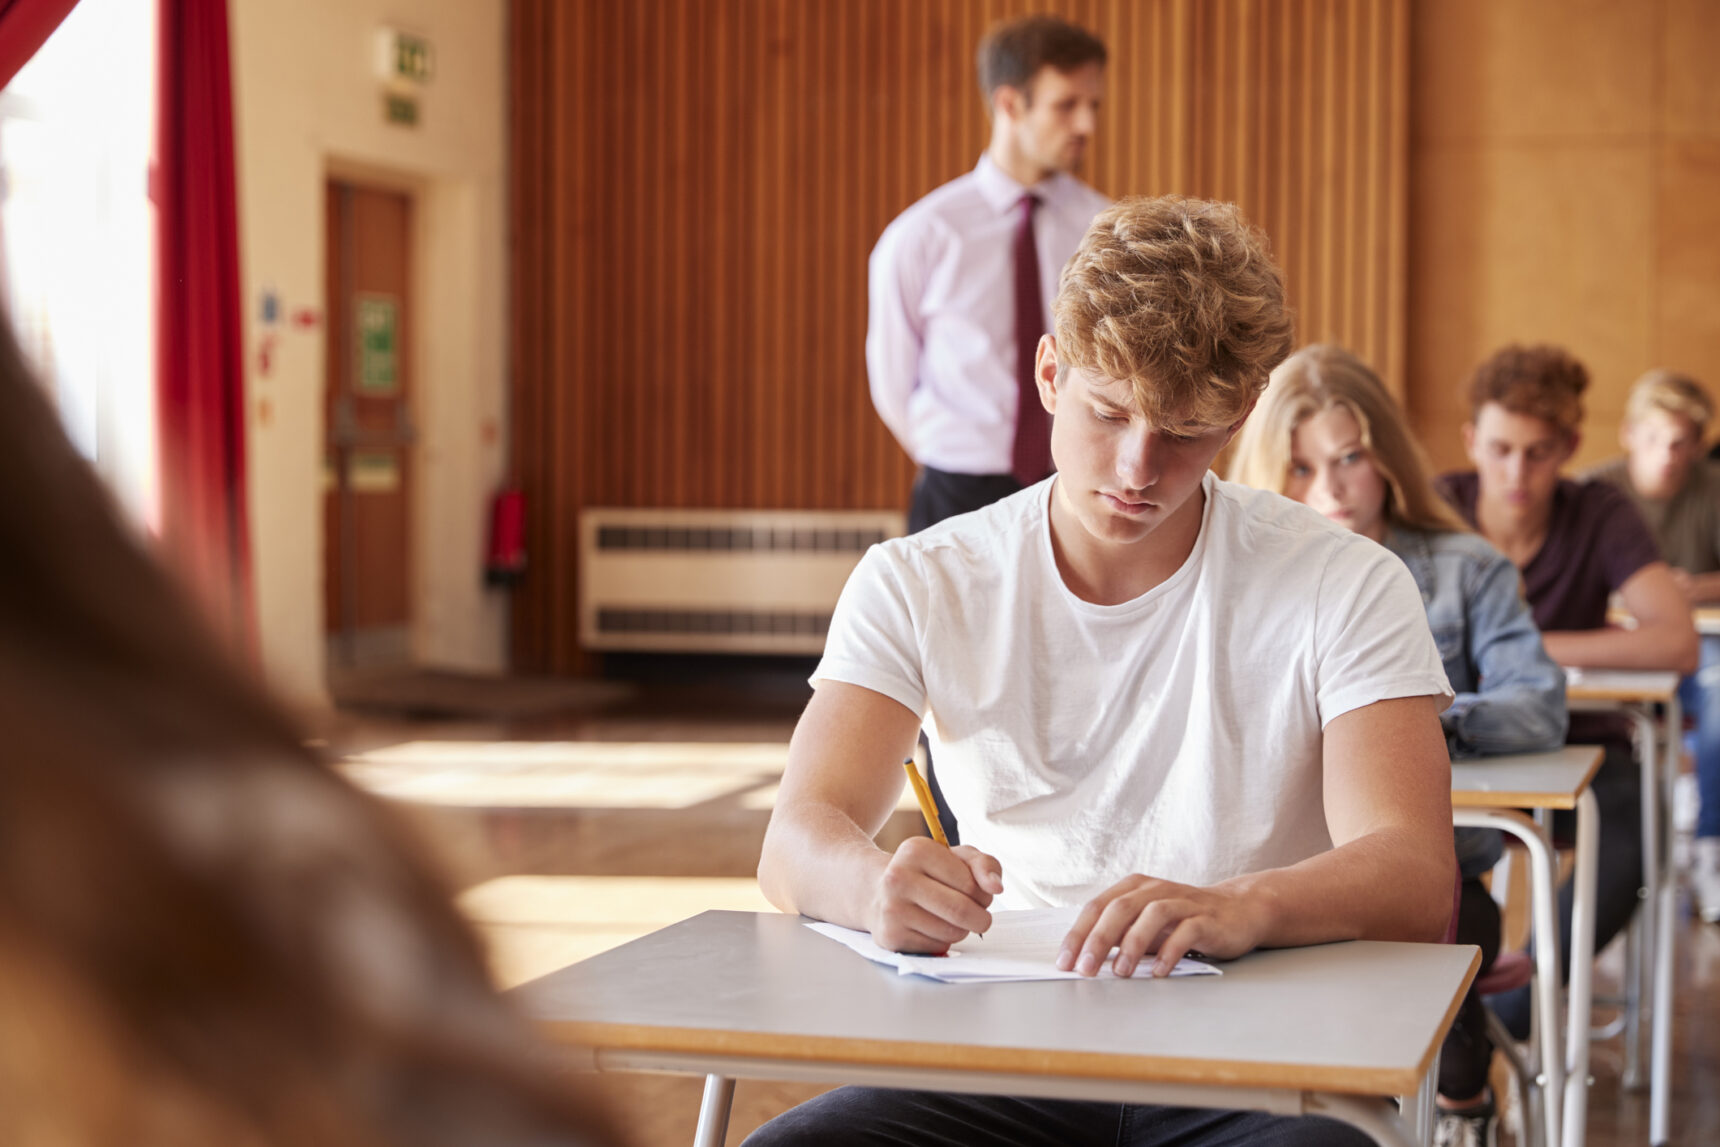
[1227,344,1468,534]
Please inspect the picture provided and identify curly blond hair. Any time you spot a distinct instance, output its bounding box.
[1053,196,1294,428]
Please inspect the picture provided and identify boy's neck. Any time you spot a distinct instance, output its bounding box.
[1475,495,1551,569]
[1048,484,1207,606]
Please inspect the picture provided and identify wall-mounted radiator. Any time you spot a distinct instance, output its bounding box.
[578,508,907,655]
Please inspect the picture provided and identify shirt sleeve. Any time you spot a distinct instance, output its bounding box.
[1442,548,1569,757]
[865,217,935,456]
[810,543,928,718]
[1313,538,1455,727]
[1589,480,1664,591]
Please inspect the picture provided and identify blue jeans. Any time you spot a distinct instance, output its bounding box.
[1677,634,1720,839]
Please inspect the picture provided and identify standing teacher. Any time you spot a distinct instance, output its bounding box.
[867,14,1111,534]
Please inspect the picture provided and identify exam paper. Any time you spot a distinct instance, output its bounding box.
[806,906,1222,983]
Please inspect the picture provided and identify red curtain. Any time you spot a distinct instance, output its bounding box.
[0,0,80,89]
[154,0,252,652]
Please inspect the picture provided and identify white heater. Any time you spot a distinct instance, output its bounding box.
[578,508,906,654]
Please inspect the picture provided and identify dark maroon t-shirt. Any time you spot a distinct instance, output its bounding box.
[1436,472,1663,630]
[1437,472,1664,748]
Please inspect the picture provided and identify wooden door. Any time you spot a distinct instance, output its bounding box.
[324,181,414,666]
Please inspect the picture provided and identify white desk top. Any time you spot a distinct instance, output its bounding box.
[522,910,1479,1097]
[1450,745,1605,811]
[1608,605,1720,637]
[1562,666,1680,703]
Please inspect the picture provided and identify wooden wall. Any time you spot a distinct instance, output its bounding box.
[510,0,1410,673]
[1407,0,1720,473]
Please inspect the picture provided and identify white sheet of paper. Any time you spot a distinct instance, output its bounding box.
[806,906,1222,983]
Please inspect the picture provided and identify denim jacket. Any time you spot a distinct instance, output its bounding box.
[1384,526,1569,875]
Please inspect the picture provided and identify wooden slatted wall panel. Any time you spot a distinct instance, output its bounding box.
[510,0,1408,673]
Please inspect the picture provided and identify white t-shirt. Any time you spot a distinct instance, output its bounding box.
[813,472,1453,910]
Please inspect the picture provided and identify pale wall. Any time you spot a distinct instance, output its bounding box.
[229,0,509,705]
[1407,0,1720,474]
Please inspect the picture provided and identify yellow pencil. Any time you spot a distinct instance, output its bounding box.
[901,755,949,846]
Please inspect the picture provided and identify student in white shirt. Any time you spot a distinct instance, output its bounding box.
[749,197,1457,1147]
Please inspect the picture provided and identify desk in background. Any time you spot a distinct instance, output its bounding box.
[524,910,1478,1147]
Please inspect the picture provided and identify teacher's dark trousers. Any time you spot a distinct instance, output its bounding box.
[906,466,1027,846]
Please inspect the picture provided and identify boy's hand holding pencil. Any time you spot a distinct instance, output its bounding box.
[868,756,1004,955]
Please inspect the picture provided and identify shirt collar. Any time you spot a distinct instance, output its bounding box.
[974,153,1068,215]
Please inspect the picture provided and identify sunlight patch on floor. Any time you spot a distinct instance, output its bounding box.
[459,875,777,987]
[340,740,789,809]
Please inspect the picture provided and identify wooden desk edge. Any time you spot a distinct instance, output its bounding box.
[1448,745,1605,811]
[1409,944,1481,1086]
[1565,684,1677,703]
[541,946,1480,1102]
[1451,790,1579,811]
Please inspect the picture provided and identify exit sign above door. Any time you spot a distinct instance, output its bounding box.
[375,28,433,85]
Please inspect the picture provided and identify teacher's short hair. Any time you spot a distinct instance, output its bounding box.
[976,15,1106,105]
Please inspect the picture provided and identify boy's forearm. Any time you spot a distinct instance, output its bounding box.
[1219,826,1455,948]
[1543,624,1698,673]
[757,803,889,926]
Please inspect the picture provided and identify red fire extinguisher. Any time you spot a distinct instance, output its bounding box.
[485,487,526,587]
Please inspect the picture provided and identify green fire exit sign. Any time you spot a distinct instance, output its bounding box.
[355,295,399,395]
[378,29,433,83]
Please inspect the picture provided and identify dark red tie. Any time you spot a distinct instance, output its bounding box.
[1011,192,1053,485]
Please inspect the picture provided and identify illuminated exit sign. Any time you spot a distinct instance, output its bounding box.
[375,28,433,85]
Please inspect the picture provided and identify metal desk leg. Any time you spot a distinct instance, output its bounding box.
[1621,908,1643,1083]
[1650,697,1680,1145]
[1398,1060,1437,1146]
[694,1074,736,1147]
[1651,871,1675,1146]
[1625,707,1661,1090]
[1454,809,1563,1147]
[1306,1094,1421,1147]
[1563,789,1599,1147]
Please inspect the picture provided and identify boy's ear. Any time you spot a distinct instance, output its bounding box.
[1562,430,1582,464]
[1460,421,1477,458]
[1034,335,1060,413]
[1220,394,1261,447]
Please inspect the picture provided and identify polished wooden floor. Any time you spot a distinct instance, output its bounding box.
[326,664,1720,1147]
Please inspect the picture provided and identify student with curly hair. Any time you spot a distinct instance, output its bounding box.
[1437,344,1698,1038]
[749,198,1457,1147]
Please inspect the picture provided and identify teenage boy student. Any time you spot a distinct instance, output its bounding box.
[748,197,1458,1147]
[1582,369,1720,921]
[1438,346,1699,1035]
[868,14,1110,532]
